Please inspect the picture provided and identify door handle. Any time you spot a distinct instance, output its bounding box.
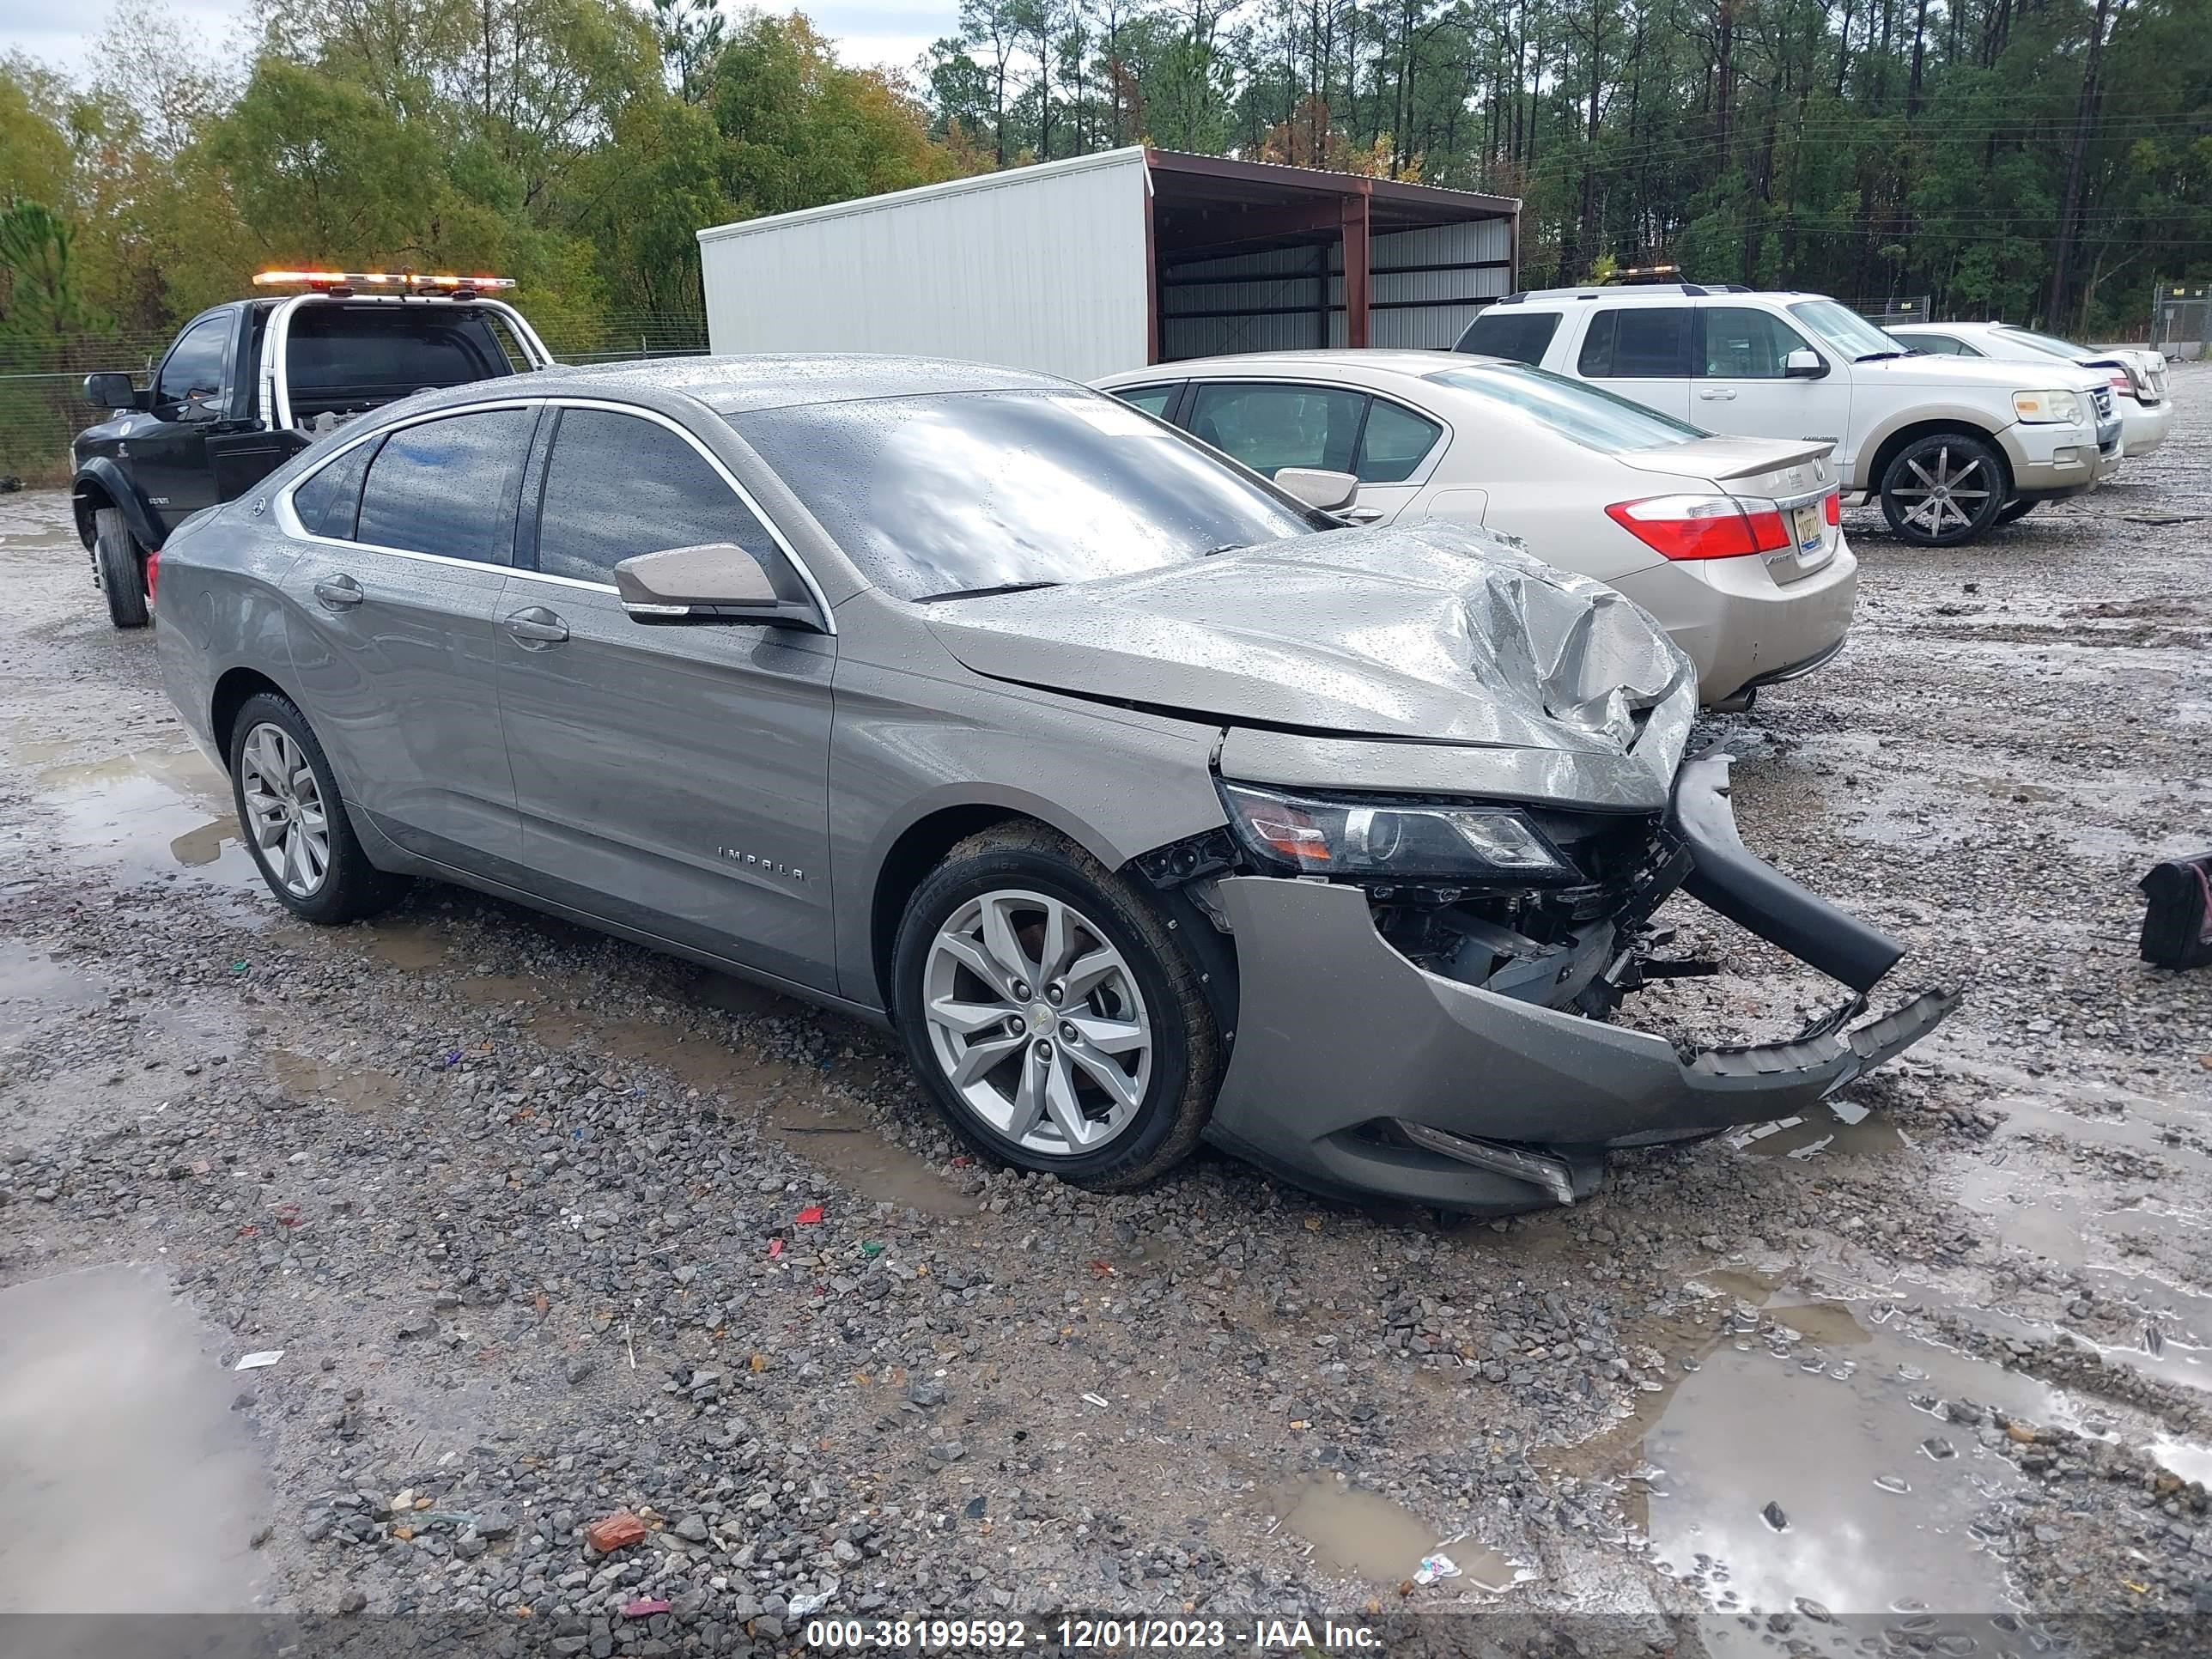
[1339,505,1387,525]
[503,606,569,647]
[1697,389,1739,402]
[313,574,363,610]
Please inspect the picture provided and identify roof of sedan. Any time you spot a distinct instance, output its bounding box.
[1103,349,1506,383]
[494,353,1072,413]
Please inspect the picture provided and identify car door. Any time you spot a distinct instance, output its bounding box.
[1694,305,1853,460]
[497,403,838,994]
[131,313,234,536]
[1571,305,1694,421]
[279,405,533,874]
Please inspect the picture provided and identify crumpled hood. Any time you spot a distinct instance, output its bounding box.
[1866,354,2106,396]
[925,521,1698,762]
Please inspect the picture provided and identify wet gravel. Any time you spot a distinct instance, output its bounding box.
[1,373,2209,1652]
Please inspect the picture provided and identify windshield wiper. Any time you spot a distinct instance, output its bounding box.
[913,581,1061,605]
[1856,349,1913,362]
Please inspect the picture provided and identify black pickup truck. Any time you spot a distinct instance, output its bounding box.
[71,275,554,627]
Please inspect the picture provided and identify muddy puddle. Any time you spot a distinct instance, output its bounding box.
[1729,1097,1905,1162]
[267,1047,414,1121]
[1261,1479,1520,1590]
[22,744,255,887]
[0,941,99,1039]
[1559,1272,2103,1623]
[0,1265,268,1613]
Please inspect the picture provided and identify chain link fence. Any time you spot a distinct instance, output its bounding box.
[0,313,710,488]
[2150,284,2207,361]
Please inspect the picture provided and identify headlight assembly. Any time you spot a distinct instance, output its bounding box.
[1219,782,1574,882]
[2012,388,2084,425]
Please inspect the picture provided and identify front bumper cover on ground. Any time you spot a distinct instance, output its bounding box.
[1200,752,1957,1213]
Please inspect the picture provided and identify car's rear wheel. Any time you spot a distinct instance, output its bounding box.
[1994,497,2039,526]
[1878,433,2008,547]
[228,691,407,924]
[892,823,1220,1191]
[93,507,149,629]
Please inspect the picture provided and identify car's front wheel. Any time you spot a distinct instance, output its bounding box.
[228,690,407,924]
[93,507,149,629]
[891,823,1220,1191]
[1878,433,2008,547]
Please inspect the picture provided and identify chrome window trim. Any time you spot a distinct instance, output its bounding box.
[1173,374,1454,489]
[275,395,838,634]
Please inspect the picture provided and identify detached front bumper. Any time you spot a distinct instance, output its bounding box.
[1201,755,1956,1213]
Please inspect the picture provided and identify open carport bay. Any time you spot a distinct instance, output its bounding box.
[0,372,2208,1643]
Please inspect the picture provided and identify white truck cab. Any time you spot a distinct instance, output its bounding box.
[1458,284,2120,546]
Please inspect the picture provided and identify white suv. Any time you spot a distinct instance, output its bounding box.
[1458,284,2121,547]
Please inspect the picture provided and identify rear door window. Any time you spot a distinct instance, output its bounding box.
[290,437,380,540]
[1186,383,1365,476]
[1356,399,1443,483]
[1578,307,1692,378]
[1111,384,1182,419]
[532,408,782,586]
[356,408,534,562]
[1456,308,1564,366]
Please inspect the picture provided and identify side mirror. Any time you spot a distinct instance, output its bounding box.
[613,543,823,631]
[83,372,141,410]
[1273,466,1362,513]
[1784,348,1827,380]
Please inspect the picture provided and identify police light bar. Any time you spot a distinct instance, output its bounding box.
[252,270,518,292]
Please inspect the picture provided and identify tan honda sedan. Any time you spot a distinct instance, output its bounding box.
[1096,350,1857,709]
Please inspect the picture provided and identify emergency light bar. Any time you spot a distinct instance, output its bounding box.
[252,270,518,293]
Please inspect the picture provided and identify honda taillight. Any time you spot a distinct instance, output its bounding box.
[1604,495,1791,561]
[1823,490,1841,526]
[144,550,161,608]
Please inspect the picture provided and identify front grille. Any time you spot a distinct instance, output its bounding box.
[2093,387,2115,420]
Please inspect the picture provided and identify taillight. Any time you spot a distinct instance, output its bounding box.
[2109,373,2130,392]
[144,550,161,607]
[1604,495,1791,561]
[1823,490,1841,526]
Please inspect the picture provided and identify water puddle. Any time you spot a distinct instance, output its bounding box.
[1264,1480,1455,1584]
[0,941,99,1039]
[1731,1097,1905,1161]
[1564,1272,2070,1621]
[0,1265,269,1612]
[763,1095,972,1216]
[29,745,254,886]
[266,1048,412,1120]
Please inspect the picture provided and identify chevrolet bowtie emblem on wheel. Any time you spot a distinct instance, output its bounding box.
[719,847,805,881]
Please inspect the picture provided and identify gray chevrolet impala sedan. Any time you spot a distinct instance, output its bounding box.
[153,355,1954,1215]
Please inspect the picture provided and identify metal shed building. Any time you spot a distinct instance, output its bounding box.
[696,149,1519,383]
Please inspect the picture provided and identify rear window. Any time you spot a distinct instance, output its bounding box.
[1577,307,1692,378]
[290,436,379,539]
[1455,308,1563,366]
[287,307,518,398]
[1425,362,1706,453]
[356,408,532,562]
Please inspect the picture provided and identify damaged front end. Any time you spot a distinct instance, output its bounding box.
[1136,751,1956,1217]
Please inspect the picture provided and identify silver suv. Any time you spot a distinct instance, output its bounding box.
[153,356,1954,1217]
[1459,284,2120,546]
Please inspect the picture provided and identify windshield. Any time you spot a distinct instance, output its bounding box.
[1425,362,1707,453]
[729,390,1323,601]
[1788,299,1905,361]
[1997,326,2094,360]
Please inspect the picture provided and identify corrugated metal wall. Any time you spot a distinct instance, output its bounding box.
[1161,246,1346,360]
[1370,221,1516,349]
[1159,217,1512,359]
[697,150,1153,382]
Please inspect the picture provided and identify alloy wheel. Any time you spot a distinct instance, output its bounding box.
[1891,445,1993,538]
[921,888,1153,1158]
[239,722,331,898]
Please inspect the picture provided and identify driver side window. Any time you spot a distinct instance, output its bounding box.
[533,408,782,586]
[155,315,230,416]
[1699,307,1815,379]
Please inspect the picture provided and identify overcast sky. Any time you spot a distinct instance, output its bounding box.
[5,0,957,82]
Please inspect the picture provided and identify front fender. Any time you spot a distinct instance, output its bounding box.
[72,457,164,550]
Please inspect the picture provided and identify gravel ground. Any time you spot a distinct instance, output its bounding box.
[2,374,2209,1656]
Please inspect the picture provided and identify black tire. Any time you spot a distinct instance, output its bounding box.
[1877,432,2009,547]
[226,690,407,925]
[1994,497,2039,526]
[94,506,149,629]
[891,822,1221,1192]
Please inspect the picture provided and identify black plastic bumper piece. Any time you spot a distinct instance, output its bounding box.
[1669,750,1905,994]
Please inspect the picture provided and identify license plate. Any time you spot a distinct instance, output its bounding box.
[1792,503,1825,554]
